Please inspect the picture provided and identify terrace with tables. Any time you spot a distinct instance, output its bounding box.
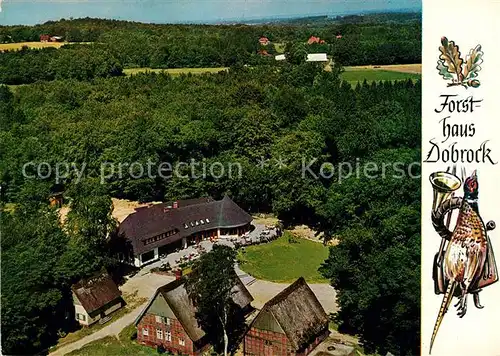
[142,223,280,274]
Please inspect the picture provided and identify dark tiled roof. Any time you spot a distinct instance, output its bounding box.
[164,197,214,208]
[118,195,252,255]
[255,277,328,351]
[71,272,122,317]
[135,277,253,342]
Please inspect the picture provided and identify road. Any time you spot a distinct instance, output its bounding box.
[49,302,146,356]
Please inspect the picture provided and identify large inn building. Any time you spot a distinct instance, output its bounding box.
[118,196,252,267]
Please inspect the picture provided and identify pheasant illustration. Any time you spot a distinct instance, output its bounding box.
[429,170,488,353]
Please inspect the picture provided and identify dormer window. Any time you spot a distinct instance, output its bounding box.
[205,218,210,223]
[190,222,194,227]
[184,223,189,229]
[195,220,199,226]
[200,219,205,225]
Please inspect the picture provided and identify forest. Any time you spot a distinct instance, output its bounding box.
[0,17,421,84]
[1,15,421,356]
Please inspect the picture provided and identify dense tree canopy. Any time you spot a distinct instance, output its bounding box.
[1,14,421,356]
[1,182,117,355]
[1,17,421,84]
[319,149,420,356]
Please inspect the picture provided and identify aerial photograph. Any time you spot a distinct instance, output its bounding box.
[0,0,421,355]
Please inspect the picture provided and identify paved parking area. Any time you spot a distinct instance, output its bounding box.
[247,279,338,314]
[142,223,277,272]
[121,271,174,299]
[309,337,356,356]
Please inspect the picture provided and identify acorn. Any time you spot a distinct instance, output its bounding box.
[467,79,480,88]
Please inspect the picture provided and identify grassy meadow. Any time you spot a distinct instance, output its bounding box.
[124,64,421,86]
[0,42,68,51]
[341,65,421,86]
[237,233,329,283]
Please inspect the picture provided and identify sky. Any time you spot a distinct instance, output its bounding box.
[0,0,421,26]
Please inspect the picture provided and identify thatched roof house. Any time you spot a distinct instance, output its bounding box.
[244,277,329,355]
[135,277,253,355]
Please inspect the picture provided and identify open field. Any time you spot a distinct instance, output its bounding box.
[111,198,162,223]
[123,67,228,77]
[251,213,279,226]
[0,42,66,51]
[345,63,421,74]
[237,232,329,283]
[341,66,420,86]
[57,198,163,225]
[0,42,93,51]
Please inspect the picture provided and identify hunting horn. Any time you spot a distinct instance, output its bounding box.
[429,171,462,213]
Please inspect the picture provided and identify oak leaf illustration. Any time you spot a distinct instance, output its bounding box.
[436,60,453,80]
[463,44,483,80]
[438,37,463,82]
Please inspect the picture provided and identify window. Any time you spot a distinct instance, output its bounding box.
[156,329,163,340]
[165,331,172,342]
[143,230,178,246]
[142,328,149,336]
[75,313,86,321]
[155,315,164,323]
[142,231,179,245]
[179,338,185,346]
[166,317,171,326]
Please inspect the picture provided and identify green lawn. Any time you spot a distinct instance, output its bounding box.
[274,42,286,53]
[340,68,420,86]
[66,324,157,356]
[237,233,329,283]
[123,67,228,77]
